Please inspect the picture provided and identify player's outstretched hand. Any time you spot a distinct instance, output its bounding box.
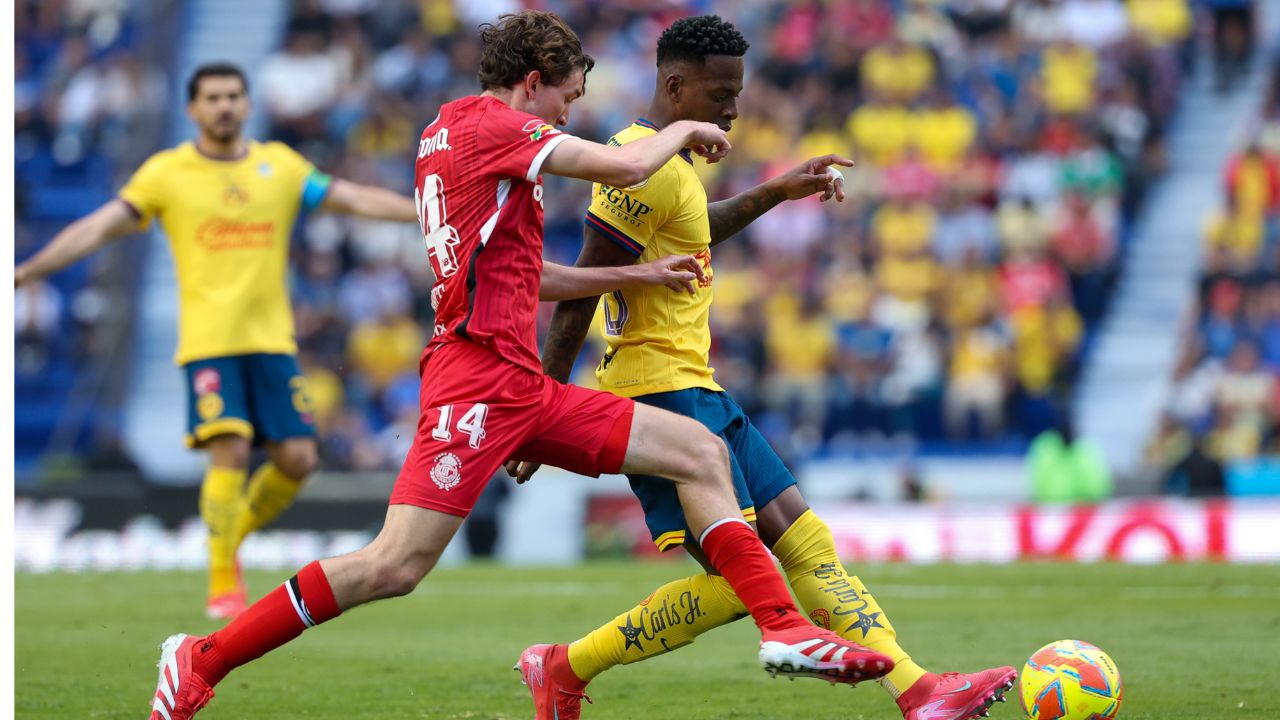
[773,154,854,202]
[629,254,707,294]
[504,459,542,485]
[682,121,731,164]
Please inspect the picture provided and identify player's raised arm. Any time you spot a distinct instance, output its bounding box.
[319,178,418,223]
[706,154,852,246]
[541,120,730,188]
[14,199,141,287]
[539,254,706,301]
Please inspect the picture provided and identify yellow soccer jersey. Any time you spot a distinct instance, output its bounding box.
[585,119,721,397]
[119,141,330,364]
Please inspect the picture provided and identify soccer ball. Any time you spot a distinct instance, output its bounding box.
[1019,640,1122,719]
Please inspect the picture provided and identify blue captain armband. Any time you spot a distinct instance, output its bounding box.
[301,170,333,211]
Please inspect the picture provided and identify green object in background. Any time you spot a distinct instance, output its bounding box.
[1029,429,1114,503]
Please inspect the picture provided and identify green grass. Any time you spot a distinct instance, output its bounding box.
[15,562,1280,719]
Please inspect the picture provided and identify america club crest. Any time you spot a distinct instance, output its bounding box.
[194,368,221,395]
[430,452,462,491]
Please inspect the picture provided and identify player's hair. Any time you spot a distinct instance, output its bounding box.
[476,10,595,91]
[187,62,248,102]
[656,15,749,67]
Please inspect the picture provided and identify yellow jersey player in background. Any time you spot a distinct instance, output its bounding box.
[510,16,1017,720]
[15,63,420,619]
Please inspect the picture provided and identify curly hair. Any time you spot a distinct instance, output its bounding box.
[477,11,595,91]
[656,15,749,68]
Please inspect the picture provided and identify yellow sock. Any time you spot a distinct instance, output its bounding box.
[200,465,246,597]
[773,509,929,698]
[235,462,305,545]
[567,572,747,681]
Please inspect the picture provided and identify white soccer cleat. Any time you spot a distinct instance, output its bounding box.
[759,625,894,686]
[148,634,215,720]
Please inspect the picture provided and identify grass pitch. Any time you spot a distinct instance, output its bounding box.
[15,561,1280,719]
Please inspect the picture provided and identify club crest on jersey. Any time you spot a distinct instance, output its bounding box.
[430,452,463,491]
[258,162,272,177]
[194,368,222,395]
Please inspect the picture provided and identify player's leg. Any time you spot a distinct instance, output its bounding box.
[233,354,320,549]
[185,357,255,618]
[750,435,1016,718]
[147,502,464,720]
[514,385,889,720]
[147,346,535,719]
[236,437,318,545]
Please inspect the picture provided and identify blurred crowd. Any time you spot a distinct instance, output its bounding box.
[1149,54,1280,491]
[276,0,1195,470]
[14,0,165,381]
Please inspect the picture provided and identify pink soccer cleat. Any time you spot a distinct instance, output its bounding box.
[758,625,894,686]
[148,634,216,720]
[204,589,246,621]
[897,667,1019,720]
[515,643,591,720]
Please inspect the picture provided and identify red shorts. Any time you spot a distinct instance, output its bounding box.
[389,341,635,517]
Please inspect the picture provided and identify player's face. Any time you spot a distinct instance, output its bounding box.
[674,55,743,132]
[187,76,249,143]
[530,67,585,127]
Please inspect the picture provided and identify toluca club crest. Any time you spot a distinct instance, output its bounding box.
[430,452,462,491]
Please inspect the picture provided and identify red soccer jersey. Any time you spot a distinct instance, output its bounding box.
[413,95,572,373]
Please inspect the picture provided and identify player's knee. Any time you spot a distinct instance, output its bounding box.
[671,425,730,486]
[207,435,251,469]
[364,558,428,600]
[275,441,318,479]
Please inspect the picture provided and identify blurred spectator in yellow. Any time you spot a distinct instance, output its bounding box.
[878,248,941,303]
[1224,144,1280,217]
[1126,0,1194,48]
[298,353,344,435]
[998,197,1052,255]
[861,37,935,102]
[765,293,835,425]
[1203,196,1265,267]
[1041,42,1098,115]
[940,248,999,330]
[795,111,851,166]
[1011,294,1083,396]
[873,197,936,256]
[945,316,1010,438]
[1214,340,1275,426]
[346,305,425,392]
[848,94,912,167]
[910,91,978,172]
[1207,404,1262,461]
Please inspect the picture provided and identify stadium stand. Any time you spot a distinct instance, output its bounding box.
[15,0,1197,476]
[1149,52,1280,495]
[14,0,174,480]
[265,0,1188,470]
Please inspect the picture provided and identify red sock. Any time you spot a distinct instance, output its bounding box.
[194,561,341,685]
[699,519,806,634]
[549,644,588,692]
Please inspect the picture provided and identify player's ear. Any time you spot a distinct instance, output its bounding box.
[664,72,683,104]
[524,70,543,99]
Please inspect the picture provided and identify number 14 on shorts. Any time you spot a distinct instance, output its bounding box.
[432,403,489,449]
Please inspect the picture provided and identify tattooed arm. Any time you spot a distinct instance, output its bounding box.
[706,154,853,246]
[541,228,639,382]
